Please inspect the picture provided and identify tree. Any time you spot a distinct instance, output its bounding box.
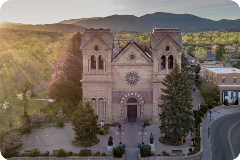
[49,32,83,107]
[232,61,240,69]
[194,47,207,62]
[29,112,46,126]
[71,98,99,146]
[186,46,194,55]
[181,53,190,71]
[215,44,225,61]
[159,61,194,144]
[0,49,44,117]
[200,82,218,107]
[222,53,231,67]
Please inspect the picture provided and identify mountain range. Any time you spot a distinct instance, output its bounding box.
[1,12,240,32]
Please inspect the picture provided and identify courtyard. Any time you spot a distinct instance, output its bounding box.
[17,87,204,155]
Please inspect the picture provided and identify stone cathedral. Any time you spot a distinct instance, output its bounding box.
[80,28,184,122]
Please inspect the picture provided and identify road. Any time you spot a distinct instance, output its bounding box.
[210,112,240,160]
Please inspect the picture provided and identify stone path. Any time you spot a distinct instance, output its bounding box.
[125,148,138,160]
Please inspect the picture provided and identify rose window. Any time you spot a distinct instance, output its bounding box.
[125,72,139,86]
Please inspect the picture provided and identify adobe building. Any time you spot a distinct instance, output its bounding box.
[203,67,240,104]
[80,28,184,122]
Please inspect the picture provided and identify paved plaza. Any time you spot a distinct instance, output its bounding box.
[18,122,194,155]
[18,86,205,155]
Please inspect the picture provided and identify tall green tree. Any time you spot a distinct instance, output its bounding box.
[181,53,190,71]
[215,44,225,61]
[71,98,99,146]
[48,32,83,107]
[159,61,194,144]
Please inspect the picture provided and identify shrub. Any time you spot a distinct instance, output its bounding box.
[2,151,19,158]
[56,121,64,127]
[105,122,120,127]
[140,145,151,157]
[235,99,239,105]
[197,110,204,118]
[101,152,106,156]
[93,151,100,156]
[20,153,29,157]
[79,149,92,156]
[55,148,69,157]
[200,104,208,114]
[194,116,202,127]
[19,126,32,135]
[163,152,170,156]
[143,118,151,126]
[98,126,110,135]
[193,110,198,118]
[216,101,222,106]
[2,130,24,153]
[113,146,125,158]
[224,99,229,106]
[42,151,49,157]
[29,148,41,157]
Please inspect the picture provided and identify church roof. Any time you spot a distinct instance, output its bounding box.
[80,28,114,49]
[150,28,183,49]
[112,41,152,62]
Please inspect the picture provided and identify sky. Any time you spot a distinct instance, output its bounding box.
[0,0,240,24]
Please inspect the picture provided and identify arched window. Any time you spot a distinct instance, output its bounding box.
[168,55,173,69]
[99,55,104,70]
[91,55,96,69]
[161,55,166,69]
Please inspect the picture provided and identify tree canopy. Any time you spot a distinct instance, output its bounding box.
[159,61,194,144]
[71,98,99,146]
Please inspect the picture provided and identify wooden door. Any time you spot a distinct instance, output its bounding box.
[127,105,137,122]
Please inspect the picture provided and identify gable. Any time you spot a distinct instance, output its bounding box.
[80,34,112,50]
[152,34,183,50]
[112,42,152,65]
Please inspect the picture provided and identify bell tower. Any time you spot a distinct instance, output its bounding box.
[80,28,114,121]
[150,28,184,121]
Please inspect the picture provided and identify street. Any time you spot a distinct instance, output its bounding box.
[210,112,240,160]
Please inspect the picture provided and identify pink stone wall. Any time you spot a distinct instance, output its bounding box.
[112,91,153,103]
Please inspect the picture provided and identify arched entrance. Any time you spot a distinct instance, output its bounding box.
[120,92,144,123]
[127,98,137,122]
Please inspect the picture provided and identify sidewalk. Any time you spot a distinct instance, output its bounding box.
[202,107,240,160]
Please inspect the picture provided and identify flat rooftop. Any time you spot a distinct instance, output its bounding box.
[206,67,240,74]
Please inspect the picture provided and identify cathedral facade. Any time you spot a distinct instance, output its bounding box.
[80,28,184,122]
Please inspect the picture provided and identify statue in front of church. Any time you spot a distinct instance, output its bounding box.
[108,136,113,146]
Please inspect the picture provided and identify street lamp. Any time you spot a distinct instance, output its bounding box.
[116,125,124,145]
[139,125,147,145]
[209,110,212,122]
[120,108,123,124]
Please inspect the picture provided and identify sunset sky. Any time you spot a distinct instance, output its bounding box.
[0,0,240,24]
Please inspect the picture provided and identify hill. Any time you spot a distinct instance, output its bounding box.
[71,12,240,32]
[0,22,86,32]
[2,12,240,32]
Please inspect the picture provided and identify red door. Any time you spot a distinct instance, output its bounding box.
[127,105,137,122]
